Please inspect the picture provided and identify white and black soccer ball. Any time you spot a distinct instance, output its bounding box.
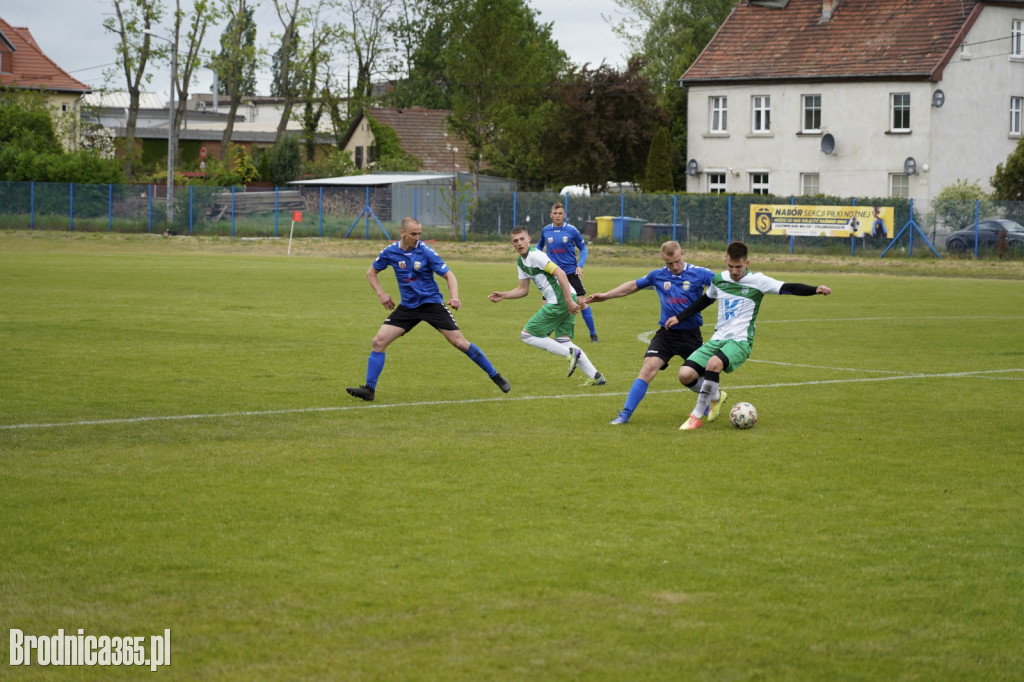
[729,401,758,429]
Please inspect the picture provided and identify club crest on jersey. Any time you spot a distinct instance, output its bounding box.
[547,237,553,243]
[398,260,407,269]
[663,281,672,291]
[413,261,423,270]
[741,287,750,295]
[562,236,569,243]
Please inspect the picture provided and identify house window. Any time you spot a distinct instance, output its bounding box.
[891,93,911,132]
[752,95,771,133]
[0,51,11,74]
[707,172,727,194]
[751,172,770,195]
[802,94,821,132]
[1012,97,1023,136]
[1013,20,1024,58]
[355,146,364,168]
[710,96,728,133]
[890,173,910,198]
[801,173,820,196]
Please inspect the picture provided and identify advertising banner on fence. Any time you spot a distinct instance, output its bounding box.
[749,204,894,239]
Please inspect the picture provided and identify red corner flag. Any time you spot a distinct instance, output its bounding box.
[292,210,303,223]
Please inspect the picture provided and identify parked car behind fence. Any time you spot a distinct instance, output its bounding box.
[945,218,1024,255]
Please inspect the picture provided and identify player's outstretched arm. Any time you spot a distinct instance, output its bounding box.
[586,280,639,304]
[780,282,832,296]
[488,278,531,303]
[666,293,714,328]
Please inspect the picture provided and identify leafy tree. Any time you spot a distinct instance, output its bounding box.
[336,0,399,114]
[485,98,558,190]
[385,0,456,109]
[929,179,995,233]
[0,89,63,155]
[269,0,309,142]
[301,149,357,179]
[643,126,674,192]
[0,90,123,183]
[541,57,668,192]
[991,136,1024,201]
[211,0,260,161]
[269,134,303,186]
[444,0,566,193]
[103,0,165,178]
[296,7,342,162]
[143,0,222,180]
[612,0,736,179]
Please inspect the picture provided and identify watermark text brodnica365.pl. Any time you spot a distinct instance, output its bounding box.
[9,628,171,671]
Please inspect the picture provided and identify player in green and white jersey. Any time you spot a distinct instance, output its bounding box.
[489,226,605,385]
[673,241,832,431]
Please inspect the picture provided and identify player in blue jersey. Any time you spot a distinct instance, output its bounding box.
[489,226,605,385]
[346,217,510,401]
[674,241,832,431]
[537,203,599,342]
[585,241,717,425]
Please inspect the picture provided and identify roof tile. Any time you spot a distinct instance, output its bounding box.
[0,17,91,93]
[682,0,983,84]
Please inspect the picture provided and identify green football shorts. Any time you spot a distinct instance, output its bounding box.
[687,338,751,373]
[524,302,576,339]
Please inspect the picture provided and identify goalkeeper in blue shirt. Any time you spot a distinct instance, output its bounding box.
[537,202,599,342]
[346,218,510,402]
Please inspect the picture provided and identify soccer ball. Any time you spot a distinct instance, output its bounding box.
[729,402,758,429]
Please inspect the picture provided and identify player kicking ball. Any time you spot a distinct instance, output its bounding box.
[672,241,832,431]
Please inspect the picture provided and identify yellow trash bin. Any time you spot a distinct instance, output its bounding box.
[596,216,613,239]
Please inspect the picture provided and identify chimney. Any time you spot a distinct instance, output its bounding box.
[822,0,841,21]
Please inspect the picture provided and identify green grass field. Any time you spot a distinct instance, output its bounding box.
[2,233,1022,680]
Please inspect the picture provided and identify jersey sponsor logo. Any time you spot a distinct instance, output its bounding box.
[723,298,742,320]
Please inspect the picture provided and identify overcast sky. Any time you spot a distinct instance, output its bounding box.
[3,0,636,101]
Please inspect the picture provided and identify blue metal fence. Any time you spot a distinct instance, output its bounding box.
[1,180,1020,257]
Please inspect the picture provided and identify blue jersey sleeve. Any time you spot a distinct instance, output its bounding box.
[573,228,588,267]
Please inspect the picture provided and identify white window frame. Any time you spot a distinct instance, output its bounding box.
[752,95,771,133]
[707,172,727,194]
[891,93,911,132]
[800,173,820,197]
[1012,97,1023,136]
[750,172,770,195]
[1013,20,1024,58]
[890,173,910,198]
[802,94,821,133]
[710,96,728,133]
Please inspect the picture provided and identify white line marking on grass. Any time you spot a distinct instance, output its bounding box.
[2,368,1021,431]
[747,359,909,374]
[635,315,1024,344]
